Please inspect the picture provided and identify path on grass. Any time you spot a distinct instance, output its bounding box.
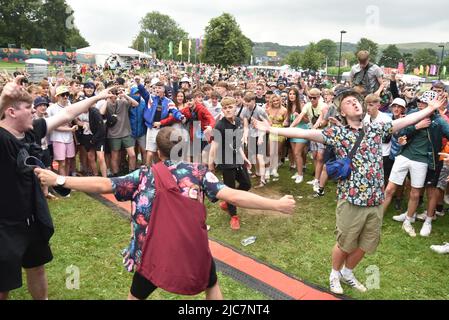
[93,193,341,300]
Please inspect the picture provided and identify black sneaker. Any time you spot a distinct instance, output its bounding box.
[313,189,325,198]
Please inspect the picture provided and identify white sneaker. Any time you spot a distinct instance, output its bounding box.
[430,243,449,254]
[295,176,304,184]
[313,181,320,193]
[420,221,432,237]
[291,173,299,179]
[393,212,416,223]
[402,220,416,237]
[272,170,279,178]
[436,210,445,217]
[264,170,271,181]
[329,275,344,295]
[416,211,437,222]
[340,272,367,293]
[306,179,318,185]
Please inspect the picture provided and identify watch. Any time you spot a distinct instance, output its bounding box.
[56,175,66,186]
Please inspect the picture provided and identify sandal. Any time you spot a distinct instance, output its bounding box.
[254,180,267,189]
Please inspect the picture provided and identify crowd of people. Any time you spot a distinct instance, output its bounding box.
[1,49,449,299]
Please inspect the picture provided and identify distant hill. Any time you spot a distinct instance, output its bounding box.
[253,42,448,60]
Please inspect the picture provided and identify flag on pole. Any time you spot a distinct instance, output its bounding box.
[397,62,405,74]
[443,66,447,76]
[188,39,192,63]
[178,40,182,56]
[196,38,200,51]
[168,41,173,57]
[426,65,430,76]
[419,65,424,75]
[414,68,420,76]
[430,65,437,76]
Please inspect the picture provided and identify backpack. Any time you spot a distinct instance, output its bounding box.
[137,162,212,295]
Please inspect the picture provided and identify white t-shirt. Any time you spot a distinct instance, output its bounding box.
[363,111,393,157]
[47,103,74,144]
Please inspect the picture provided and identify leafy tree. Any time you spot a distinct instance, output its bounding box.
[132,11,187,60]
[316,39,337,65]
[378,45,403,68]
[284,51,302,69]
[201,13,252,67]
[301,43,324,70]
[412,48,438,67]
[356,38,379,62]
[402,53,415,73]
[0,0,88,49]
[341,52,357,67]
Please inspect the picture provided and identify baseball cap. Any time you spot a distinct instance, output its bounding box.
[33,97,49,107]
[55,86,70,96]
[180,76,192,84]
[84,82,96,90]
[150,78,160,86]
[390,98,406,109]
[417,91,438,104]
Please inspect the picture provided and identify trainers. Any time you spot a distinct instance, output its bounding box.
[306,179,318,185]
[313,181,320,193]
[313,189,325,198]
[430,243,449,254]
[436,210,445,217]
[295,175,304,184]
[271,170,279,178]
[329,275,344,295]
[420,221,432,237]
[291,173,299,179]
[416,211,437,222]
[264,171,271,181]
[230,216,240,230]
[393,212,416,223]
[219,201,229,213]
[340,272,367,293]
[402,220,416,237]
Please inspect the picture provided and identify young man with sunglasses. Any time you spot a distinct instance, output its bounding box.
[253,88,447,295]
[290,88,327,192]
[390,71,418,111]
[46,86,78,177]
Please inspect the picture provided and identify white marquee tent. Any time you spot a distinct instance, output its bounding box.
[76,44,151,66]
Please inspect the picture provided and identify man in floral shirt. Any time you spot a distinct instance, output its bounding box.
[34,127,296,300]
[254,88,447,295]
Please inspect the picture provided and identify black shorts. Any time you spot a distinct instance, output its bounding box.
[0,218,53,292]
[425,161,444,188]
[130,259,218,300]
[323,145,336,163]
[80,134,106,152]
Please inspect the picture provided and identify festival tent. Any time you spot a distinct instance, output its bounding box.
[76,44,151,66]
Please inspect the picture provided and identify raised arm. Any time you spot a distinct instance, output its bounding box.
[45,88,114,134]
[253,118,324,143]
[392,95,447,134]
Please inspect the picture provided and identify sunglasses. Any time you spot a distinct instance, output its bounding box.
[60,92,70,98]
[404,88,416,92]
[309,96,319,100]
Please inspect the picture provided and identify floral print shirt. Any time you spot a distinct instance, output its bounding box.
[110,160,226,272]
[322,122,393,207]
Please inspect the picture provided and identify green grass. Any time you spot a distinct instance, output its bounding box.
[206,163,449,300]
[9,192,267,300]
[0,61,25,70]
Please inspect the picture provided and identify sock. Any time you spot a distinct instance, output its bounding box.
[330,269,341,279]
[341,267,353,278]
[425,216,433,224]
[406,215,414,222]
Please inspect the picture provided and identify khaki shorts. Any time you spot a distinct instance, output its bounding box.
[335,200,383,254]
[108,135,135,151]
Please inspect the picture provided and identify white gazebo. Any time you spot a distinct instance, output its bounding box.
[76,44,151,67]
[25,58,49,82]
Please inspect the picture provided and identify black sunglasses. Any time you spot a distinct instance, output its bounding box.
[60,92,70,97]
[309,96,319,100]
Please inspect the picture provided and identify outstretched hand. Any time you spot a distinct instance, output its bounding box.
[251,118,271,133]
[277,195,296,214]
[429,94,448,111]
[34,168,58,187]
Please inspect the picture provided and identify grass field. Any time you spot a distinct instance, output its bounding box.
[9,192,267,300]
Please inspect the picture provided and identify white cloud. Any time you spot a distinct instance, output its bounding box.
[66,0,449,48]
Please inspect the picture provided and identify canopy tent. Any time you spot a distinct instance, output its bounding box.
[76,44,151,66]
